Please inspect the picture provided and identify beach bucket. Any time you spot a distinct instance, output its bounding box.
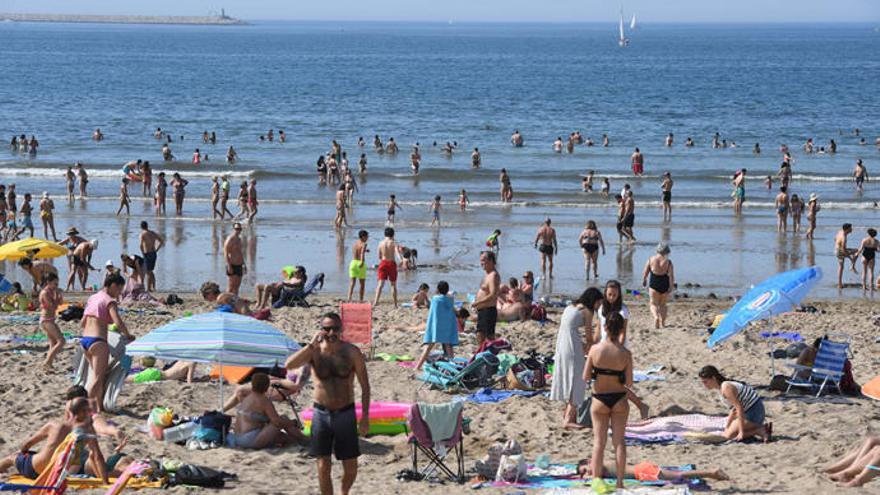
[0,275,12,295]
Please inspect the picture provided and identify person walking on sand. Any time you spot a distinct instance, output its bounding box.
[347,230,369,302]
[630,147,644,176]
[584,312,632,490]
[39,192,58,241]
[372,227,399,307]
[551,287,604,429]
[805,193,820,239]
[732,169,746,215]
[642,243,674,329]
[285,312,370,495]
[139,221,164,293]
[775,186,789,233]
[472,251,500,344]
[835,223,859,289]
[660,172,673,222]
[534,218,558,278]
[579,220,605,280]
[225,223,246,295]
[116,178,130,216]
[16,193,34,239]
[855,228,880,291]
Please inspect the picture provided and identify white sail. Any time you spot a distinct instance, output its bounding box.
[630,15,637,30]
[618,10,628,47]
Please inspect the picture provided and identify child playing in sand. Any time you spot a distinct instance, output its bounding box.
[412,283,430,308]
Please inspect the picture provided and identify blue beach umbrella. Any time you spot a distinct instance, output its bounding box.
[127,311,301,407]
[708,266,822,348]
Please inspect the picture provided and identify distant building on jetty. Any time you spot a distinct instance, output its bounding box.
[0,10,246,26]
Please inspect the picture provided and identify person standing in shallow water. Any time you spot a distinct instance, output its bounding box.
[805,193,820,239]
[775,186,789,233]
[534,218,558,278]
[630,148,644,176]
[660,172,673,222]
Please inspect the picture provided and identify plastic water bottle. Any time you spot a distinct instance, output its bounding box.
[163,422,198,443]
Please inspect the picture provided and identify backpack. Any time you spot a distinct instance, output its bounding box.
[461,353,500,389]
[196,411,232,436]
[59,305,84,322]
[171,464,227,488]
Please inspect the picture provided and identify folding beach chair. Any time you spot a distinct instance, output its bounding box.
[340,302,374,358]
[273,273,325,308]
[420,351,500,391]
[785,334,852,397]
[407,402,465,483]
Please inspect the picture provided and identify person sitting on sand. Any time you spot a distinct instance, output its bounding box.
[520,271,535,304]
[411,283,430,309]
[255,266,305,309]
[200,281,252,315]
[822,436,880,487]
[497,278,530,322]
[63,386,132,477]
[226,372,305,449]
[576,458,729,482]
[698,365,771,442]
[224,365,311,411]
[414,281,460,370]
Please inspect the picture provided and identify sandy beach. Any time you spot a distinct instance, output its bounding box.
[1,292,878,494]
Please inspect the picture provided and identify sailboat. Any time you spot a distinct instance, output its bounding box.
[618,10,629,47]
[630,15,637,30]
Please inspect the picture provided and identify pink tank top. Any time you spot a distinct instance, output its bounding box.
[83,290,115,324]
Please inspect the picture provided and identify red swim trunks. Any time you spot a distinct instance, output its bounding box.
[633,461,660,481]
[377,259,398,282]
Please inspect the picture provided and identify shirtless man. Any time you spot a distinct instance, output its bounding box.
[732,169,746,215]
[853,159,868,192]
[511,130,524,147]
[385,194,401,226]
[247,179,259,224]
[39,273,64,369]
[347,230,369,302]
[471,148,481,169]
[139,221,164,293]
[69,240,98,290]
[18,257,58,294]
[224,223,246,295]
[775,186,790,233]
[410,146,421,175]
[622,190,636,243]
[661,172,673,221]
[534,218,558,278]
[630,148,644,176]
[0,398,108,484]
[665,133,674,147]
[386,137,399,154]
[372,227,398,307]
[472,251,501,344]
[835,223,859,289]
[285,313,370,495]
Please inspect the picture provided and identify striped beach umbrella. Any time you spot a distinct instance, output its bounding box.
[127,311,300,367]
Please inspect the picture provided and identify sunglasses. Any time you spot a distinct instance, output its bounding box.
[321,325,341,333]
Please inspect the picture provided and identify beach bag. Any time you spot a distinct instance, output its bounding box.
[461,353,500,389]
[841,360,860,395]
[196,410,232,437]
[530,304,546,322]
[59,304,83,322]
[576,398,593,427]
[171,464,226,488]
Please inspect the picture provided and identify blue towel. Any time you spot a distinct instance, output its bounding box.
[457,387,541,404]
[759,331,803,341]
[423,295,459,345]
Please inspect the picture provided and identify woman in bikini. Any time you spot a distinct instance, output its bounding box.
[81,274,134,413]
[39,192,57,241]
[170,173,188,216]
[39,273,64,369]
[855,228,880,291]
[578,220,605,280]
[227,373,303,449]
[641,243,674,329]
[584,312,632,490]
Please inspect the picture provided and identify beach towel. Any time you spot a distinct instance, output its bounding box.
[423,295,459,345]
[374,353,413,362]
[103,354,132,412]
[457,387,542,404]
[633,364,666,382]
[542,487,691,495]
[625,415,727,445]
[29,432,79,495]
[8,474,162,492]
[417,402,463,443]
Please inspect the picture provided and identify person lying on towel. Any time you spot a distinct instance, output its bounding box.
[576,458,729,482]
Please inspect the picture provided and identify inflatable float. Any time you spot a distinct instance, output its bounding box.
[300,401,410,436]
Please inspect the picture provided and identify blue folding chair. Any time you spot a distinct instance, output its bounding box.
[785,334,852,397]
[420,352,499,391]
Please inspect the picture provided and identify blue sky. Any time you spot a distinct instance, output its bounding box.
[3,0,879,22]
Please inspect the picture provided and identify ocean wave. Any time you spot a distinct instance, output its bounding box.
[0,165,255,179]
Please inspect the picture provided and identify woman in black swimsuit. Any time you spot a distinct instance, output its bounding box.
[583,312,632,490]
[578,220,605,280]
[855,228,879,291]
[642,243,674,329]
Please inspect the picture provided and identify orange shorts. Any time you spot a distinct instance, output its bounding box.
[633,461,660,481]
[377,259,397,282]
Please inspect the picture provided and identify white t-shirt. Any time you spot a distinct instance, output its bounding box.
[597,303,630,346]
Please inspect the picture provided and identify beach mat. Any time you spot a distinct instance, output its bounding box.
[862,375,880,400]
[542,487,691,495]
[209,365,255,384]
[8,474,162,491]
[455,387,542,404]
[625,415,727,445]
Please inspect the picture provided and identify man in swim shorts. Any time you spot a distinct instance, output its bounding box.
[224,223,246,295]
[622,190,636,243]
[835,223,859,288]
[347,230,369,302]
[472,251,500,344]
[534,217,558,278]
[372,227,398,307]
[139,221,164,293]
[285,312,370,495]
[630,148,644,176]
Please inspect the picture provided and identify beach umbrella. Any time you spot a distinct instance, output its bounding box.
[127,311,301,406]
[0,237,67,261]
[708,266,822,350]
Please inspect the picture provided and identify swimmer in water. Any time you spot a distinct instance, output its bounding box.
[459,189,469,211]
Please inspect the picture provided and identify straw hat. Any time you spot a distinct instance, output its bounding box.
[809,193,819,202]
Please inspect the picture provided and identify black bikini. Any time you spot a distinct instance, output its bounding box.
[591,366,627,408]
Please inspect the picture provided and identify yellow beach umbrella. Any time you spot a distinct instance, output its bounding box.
[0,238,68,261]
